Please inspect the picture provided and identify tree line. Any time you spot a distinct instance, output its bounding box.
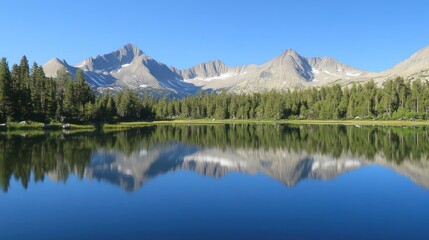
[1,56,429,123]
[154,78,429,120]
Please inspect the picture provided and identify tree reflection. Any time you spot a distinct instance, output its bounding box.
[0,124,428,192]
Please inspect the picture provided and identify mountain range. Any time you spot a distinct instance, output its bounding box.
[42,43,429,97]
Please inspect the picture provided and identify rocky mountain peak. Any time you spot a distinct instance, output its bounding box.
[273,48,307,65]
[42,58,76,78]
[402,46,429,64]
[75,44,147,73]
[47,57,65,65]
[384,45,429,76]
[282,48,300,56]
[118,43,144,60]
[181,59,229,79]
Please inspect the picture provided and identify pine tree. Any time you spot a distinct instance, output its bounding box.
[0,58,12,122]
[18,56,32,120]
[29,62,48,121]
[106,94,117,122]
[411,80,422,113]
[10,64,21,120]
[44,78,57,120]
[75,69,93,105]
[74,69,94,121]
[63,79,76,121]
[19,56,30,87]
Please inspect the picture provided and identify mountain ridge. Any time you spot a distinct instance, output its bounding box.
[42,44,429,97]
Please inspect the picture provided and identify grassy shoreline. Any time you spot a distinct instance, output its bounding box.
[103,119,429,129]
[2,119,429,131]
[1,122,96,131]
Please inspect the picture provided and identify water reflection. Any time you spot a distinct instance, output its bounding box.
[1,124,429,192]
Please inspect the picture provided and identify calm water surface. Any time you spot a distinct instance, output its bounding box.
[1,124,429,239]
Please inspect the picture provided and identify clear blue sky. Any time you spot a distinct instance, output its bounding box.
[1,0,428,72]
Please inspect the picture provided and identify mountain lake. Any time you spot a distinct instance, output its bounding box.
[1,124,429,239]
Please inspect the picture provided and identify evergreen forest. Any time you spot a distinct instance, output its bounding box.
[1,56,429,123]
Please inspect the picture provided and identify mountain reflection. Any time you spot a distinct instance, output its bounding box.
[1,124,429,192]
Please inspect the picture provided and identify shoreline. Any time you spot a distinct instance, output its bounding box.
[1,119,429,131]
[103,119,429,129]
[0,122,96,131]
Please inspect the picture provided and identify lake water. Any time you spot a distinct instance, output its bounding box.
[1,124,429,239]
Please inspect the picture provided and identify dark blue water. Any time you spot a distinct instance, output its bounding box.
[1,125,429,239]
